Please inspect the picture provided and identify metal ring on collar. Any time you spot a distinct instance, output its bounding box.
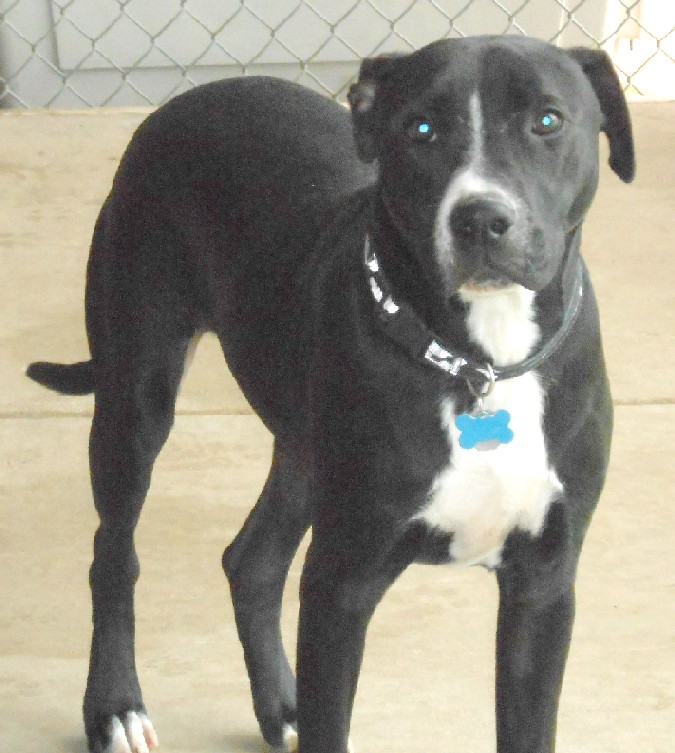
[464,362,496,398]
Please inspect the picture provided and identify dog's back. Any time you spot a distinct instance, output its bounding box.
[32,77,375,438]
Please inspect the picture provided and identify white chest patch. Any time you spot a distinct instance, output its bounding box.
[415,286,562,568]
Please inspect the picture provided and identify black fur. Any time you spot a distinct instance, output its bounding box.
[28,36,633,753]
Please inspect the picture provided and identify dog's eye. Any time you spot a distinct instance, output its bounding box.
[406,118,436,143]
[532,110,563,136]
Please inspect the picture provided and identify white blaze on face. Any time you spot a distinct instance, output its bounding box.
[468,89,484,160]
[433,90,519,266]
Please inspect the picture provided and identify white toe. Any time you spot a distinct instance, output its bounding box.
[270,725,353,753]
[138,712,159,749]
[268,723,298,752]
[125,711,150,753]
[104,712,158,753]
[277,723,298,752]
[106,716,132,753]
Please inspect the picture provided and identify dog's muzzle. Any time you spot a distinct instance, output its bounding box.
[448,196,521,286]
[449,197,515,246]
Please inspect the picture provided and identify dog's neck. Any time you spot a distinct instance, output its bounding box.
[368,196,471,348]
[365,195,585,386]
[533,224,584,346]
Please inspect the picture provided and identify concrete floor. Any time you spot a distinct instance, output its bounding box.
[0,100,673,753]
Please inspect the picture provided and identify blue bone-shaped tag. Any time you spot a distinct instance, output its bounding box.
[455,410,514,450]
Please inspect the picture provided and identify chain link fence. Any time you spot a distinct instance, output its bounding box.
[1,0,673,108]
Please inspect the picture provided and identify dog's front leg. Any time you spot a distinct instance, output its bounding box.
[494,514,580,753]
[496,580,574,753]
[296,534,410,753]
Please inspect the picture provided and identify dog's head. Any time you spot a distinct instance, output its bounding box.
[348,36,634,294]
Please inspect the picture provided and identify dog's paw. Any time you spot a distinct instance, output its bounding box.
[97,712,158,753]
[284,724,298,752]
[270,725,354,753]
[268,723,298,753]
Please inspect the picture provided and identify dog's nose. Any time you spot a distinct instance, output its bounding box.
[449,198,515,245]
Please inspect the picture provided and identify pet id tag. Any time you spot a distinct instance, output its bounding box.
[455,365,514,451]
[455,408,514,451]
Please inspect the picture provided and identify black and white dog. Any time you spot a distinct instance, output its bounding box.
[28,35,634,753]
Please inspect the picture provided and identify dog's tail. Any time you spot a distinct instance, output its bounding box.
[26,360,95,396]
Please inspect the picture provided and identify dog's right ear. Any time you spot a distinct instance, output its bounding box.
[348,53,407,163]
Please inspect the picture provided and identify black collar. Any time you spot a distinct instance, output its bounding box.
[365,231,585,394]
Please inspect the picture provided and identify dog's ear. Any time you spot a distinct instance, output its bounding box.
[566,48,635,183]
[347,53,407,163]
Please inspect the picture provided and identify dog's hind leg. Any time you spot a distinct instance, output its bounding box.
[222,445,311,751]
[84,337,192,753]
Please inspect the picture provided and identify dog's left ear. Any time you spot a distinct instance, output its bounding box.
[566,48,635,183]
[347,53,407,163]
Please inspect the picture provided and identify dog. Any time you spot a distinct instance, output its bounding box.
[28,35,634,753]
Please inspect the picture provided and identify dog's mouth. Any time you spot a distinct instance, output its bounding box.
[459,277,518,296]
